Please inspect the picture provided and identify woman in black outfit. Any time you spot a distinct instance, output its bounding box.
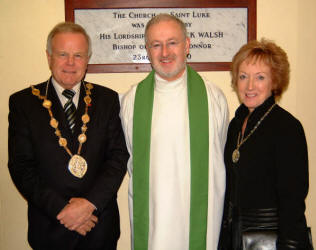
[219,39,311,249]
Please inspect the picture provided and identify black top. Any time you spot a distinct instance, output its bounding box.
[220,96,309,249]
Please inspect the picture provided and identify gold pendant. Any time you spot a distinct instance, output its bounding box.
[68,154,88,178]
[232,149,240,163]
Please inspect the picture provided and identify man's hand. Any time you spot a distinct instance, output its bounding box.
[75,214,98,236]
[57,197,96,231]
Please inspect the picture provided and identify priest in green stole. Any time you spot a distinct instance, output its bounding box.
[120,14,229,250]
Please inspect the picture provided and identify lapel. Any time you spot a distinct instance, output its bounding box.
[73,81,96,156]
[44,80,96,156]
[73,82,85,136]
[47,78,77,152]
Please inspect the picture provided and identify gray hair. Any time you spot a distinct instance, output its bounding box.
[46,22,92,57]
[144,13,188,44]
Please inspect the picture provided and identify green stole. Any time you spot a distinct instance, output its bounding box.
[133,66,209,250]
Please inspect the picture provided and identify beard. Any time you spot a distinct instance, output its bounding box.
[151,55,187,81]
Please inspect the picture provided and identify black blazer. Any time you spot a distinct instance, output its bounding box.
[220,96,309,249]
[8,79,129,250]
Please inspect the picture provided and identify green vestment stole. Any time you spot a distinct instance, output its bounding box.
[133,66,209,250]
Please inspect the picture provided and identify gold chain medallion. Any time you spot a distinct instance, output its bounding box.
[68,154,88,178]
[232,103,276,164]
[232,149,240,163]
[31,80,93,178]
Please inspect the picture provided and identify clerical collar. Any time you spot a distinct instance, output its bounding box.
[154,69,187,92]
[51,77,81,108]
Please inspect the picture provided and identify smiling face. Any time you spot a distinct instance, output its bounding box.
[237,59,274,113]
[46,32,89,89]
[146,20,190,81]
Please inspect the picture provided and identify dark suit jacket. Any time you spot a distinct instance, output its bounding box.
[8,79,129,250]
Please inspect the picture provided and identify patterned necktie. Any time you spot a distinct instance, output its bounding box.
[62,89,76,133]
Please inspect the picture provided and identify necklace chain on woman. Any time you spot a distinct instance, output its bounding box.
[31,79,93,178]
[232,103,276,164]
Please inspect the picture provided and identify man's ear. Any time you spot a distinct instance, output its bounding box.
[185,37,190,55]
[46,50,52,69]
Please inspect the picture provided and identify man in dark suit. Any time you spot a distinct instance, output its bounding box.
[8,22,129,250]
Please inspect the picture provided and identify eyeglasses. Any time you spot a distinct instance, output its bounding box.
[53,51,89,61]
[147,40,184,50]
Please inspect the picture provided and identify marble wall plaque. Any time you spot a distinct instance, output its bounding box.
[75,8,247,65]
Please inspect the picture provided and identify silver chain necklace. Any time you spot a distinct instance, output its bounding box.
[232,103,276,164]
